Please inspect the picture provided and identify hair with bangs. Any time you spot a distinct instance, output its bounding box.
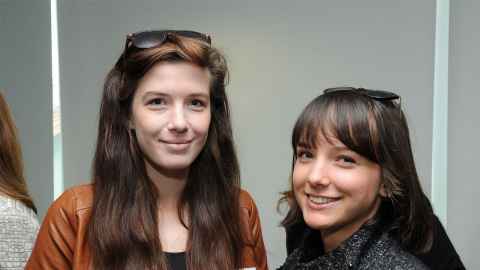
[89,34,243,270]
[0,92,36,213]
[280,91,434,254]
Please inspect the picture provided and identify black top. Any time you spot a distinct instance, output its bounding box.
[285,215,465,270]
[165,252,186,270]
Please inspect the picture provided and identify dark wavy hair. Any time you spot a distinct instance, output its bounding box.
[0,92,36,213]
[280,90,434,253]
[88,34,243,269]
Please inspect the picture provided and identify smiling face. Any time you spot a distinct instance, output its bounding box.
[130,61,211,177]
[292,131,384,249]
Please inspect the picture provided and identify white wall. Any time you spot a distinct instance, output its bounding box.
[0,0,53,219]
[57,1,436,267]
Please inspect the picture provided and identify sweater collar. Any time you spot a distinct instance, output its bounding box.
[281,221,384,270]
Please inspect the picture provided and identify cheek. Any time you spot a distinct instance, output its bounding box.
[192,112,211,136]
[134,117,158,135]
[335,169,382,198]
[292,165,307,193]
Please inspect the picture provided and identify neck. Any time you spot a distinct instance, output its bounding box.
[144,160,188,208]
[321,199,381,252]
[322,225,361,252]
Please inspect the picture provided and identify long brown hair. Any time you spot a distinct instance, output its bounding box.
[88,33,243,269]
[0,92,37,213]
[280,90,434,253]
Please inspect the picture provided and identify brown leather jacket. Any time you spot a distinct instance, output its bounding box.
[26,184,268,270]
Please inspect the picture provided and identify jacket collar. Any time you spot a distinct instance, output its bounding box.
[280,221,384,270]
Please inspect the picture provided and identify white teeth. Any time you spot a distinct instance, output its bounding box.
[308,195,337,204]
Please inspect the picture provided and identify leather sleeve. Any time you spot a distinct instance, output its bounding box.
[25,189,78,270]
[241,191,269,270]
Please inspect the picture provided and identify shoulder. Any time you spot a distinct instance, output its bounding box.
[26,185,93,269]
[364,233,429,270]
[239,189,261,221]
[238,189,269,269]
[44,184,93,227]
[52,184,93,213]
[239,189,256,210]
[238,189,262,237]
[417,215,466,270]
[0,194,39,229]
[0,195,39,267]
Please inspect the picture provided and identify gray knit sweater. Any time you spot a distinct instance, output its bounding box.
[0,195,39,270]
[278,222,429,270]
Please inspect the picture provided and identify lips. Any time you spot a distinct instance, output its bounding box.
[159,139,192,145]
[158,139,193,152]
[309,195,338,204]
[306,193,341,209]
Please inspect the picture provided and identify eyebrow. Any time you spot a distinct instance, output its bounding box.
[296,142,311,148]
[140,91,210,100]
[296,141,351,152]
[187,92,210,99]
[332,145,352,152]
[140,91,166,101]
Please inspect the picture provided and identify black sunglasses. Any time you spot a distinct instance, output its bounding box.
[323,86,400,102]
[125,30,211,51]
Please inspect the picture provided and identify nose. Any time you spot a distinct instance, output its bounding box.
[167,105,188,133]
[306,159,330,187]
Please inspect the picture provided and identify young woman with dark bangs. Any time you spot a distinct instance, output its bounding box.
[278,87,463,269]
[26,30,267,270]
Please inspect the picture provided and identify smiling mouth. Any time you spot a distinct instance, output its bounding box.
[307,194,341,205]
[160,140,192,145]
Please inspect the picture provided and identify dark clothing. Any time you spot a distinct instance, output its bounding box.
[417,216,465,270]
[279,222,428,270]
[165,252,186,270]
[286,215,465,270]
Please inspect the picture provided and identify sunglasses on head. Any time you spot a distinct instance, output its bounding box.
[121,30,212,78]
[323,86,400,102]
[125,30,211,51]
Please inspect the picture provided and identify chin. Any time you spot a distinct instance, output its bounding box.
[157,155,195,168]
[148,158,192,174]
[162,161,192,171]
[302,210,334,230]
[304,218,330,230]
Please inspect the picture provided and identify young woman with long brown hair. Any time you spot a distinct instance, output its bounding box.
[0,91,39,269]
[26,30,268,270]
[278,87,448,269]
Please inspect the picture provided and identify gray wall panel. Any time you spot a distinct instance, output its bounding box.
[0,0,52,219]
[448,1,480,268]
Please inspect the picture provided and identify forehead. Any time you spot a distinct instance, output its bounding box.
[136,62,211,95]
[298,127,345,149]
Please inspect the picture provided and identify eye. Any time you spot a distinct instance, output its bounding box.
[188,99,207,110]
[296,149,313,161]
[147,98,166,106]
[337,155,357,166]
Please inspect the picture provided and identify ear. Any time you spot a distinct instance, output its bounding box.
[125,114,135,130]
[127,117,135,130]
[379,183,387,198]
